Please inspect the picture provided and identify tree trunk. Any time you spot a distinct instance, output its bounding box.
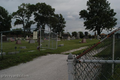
[97,27,101,36]
[23,23,26,38]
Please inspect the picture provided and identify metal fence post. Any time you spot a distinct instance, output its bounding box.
[68,53,74,80]
[48,29,50,49]
[112,33,115,76]
[56,33,58,49]
[1,32,3,59]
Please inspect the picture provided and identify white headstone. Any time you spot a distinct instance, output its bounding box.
[72,36,75,40]
[67,36,70,40]
[33,31,38,39]
[26,36,29,40]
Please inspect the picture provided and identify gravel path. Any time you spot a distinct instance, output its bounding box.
[0,46,88,80]
[61,46,88,54]
[0,54,68,80]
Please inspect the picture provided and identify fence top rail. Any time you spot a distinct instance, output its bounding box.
[79,60,120,64]
[76,27,120,59]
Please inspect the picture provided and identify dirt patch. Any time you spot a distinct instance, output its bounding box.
[61,46,88,54]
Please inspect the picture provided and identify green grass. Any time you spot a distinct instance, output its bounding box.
[94,39,120,80]
[0,39,99,70]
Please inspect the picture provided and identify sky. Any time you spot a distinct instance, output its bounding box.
[0,0,120,35]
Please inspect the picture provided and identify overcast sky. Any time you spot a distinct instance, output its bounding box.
[0,0,120,34]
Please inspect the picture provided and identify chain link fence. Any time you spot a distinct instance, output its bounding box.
[68,28,120,80]
[0,28,57,59]
[40,29,58,49]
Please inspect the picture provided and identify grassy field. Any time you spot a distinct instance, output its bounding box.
[0,39,99,70]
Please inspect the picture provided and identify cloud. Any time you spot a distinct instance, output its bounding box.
[0,0,120,35]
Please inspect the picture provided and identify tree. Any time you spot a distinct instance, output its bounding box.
[12,3,34,36]
[72,31,77,37]
[85,31,88,38]
[52,14,66,35]
[0,6,11,31]
[11,28,23,36]
[47,15,58,31]
[79,31,84,38]
[34,3,55,29]
[79,0,117,35]
[88,34,92,38]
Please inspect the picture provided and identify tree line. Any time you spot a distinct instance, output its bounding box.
[0,0,118,37]
[0,3,66,36]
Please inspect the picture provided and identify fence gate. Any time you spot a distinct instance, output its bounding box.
[39,29,58,49]
[68,27,120,80]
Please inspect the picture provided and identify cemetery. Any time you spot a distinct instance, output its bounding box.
[0,1,119,79]
[0,37,99,70]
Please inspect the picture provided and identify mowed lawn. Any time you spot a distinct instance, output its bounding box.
[0,39,99,70]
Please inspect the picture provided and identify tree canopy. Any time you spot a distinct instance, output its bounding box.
[12,2,66,35]
[0,6,11,31]
[33,3,55,29]
[79,0,117,35]
[79,31,84,38]
[52,14,66,35]
[72,31,77,37]
[12,3,34,34]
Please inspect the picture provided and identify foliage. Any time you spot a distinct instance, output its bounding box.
[79,0,117,35]
[12,3,35,35]
[52,14,66,35]
[33,3,55,29]
[11,28,23,35]
[0,6,11,31]
[72,31,77,37]
[84,31,88,38]
[79,31,84,38]
[88,34,92,38]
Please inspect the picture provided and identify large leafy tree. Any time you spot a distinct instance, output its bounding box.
[12,3,34,35]
[0,6,11,31]
[34,3,55,29]
[79,31,84,38]
[52,14,66,35]
[79,0,117,35]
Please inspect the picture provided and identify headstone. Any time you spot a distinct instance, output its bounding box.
[81,38,86,43]
[8,52,16,54]
[97,35,100,40]
[26,36,29,40]
[28,50,35,52]
[26,40,29,42]
[67,36,70,40]
[20,46,26,49]
[58,44,64,47]
[57,38,61,41]
[16,40,21,44]
[19,38,22,40]
[8,51,19,54]
[10,38,15,42]
[16,38,18,41]
[33,31,38,39]
[72,36,75,40]
[0,52,6,55]
[37,44,42,50]
[90,38,92,40]
[29,39,35,43]
[2,35,7,42]
[15,51,19,54]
